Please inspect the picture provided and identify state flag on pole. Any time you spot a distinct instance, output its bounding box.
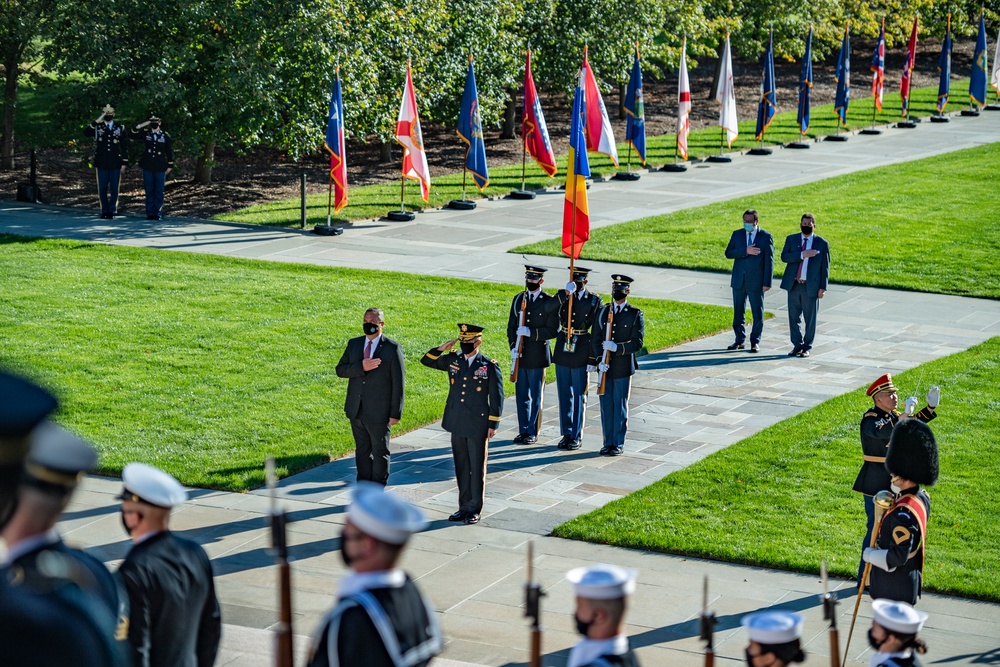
[396,61,431,202]
[582,47,618,166]
[624,43,646,165]
[563,66,591,260]
[797,27,813,133]
[755,31,777,140]
[936,15,952,113]
[834,22,851,123]
[871,20,886,111]
[522,50,557,177]
[901,17,919,116]
[716,34,739,147]
[970,12,988,106]
[457,58,489,191]
[324,70,348,213]
[676,38,692,160]
[992,29,1000,96]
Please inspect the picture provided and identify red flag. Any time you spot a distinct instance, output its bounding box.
[522,50,557,178]
[900,17,919,115]
[582,47,618,166]
[396,61,431,201]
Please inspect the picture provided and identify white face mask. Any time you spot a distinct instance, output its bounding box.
[890,482,902,494]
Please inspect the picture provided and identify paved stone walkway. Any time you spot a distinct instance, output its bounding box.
[4,111,1000,665]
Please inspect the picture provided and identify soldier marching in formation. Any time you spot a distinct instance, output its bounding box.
[84,104,129,219]
[866,599,930,667]
[741,611,807,667]
[553,266,602,451]
[132,115,174,220]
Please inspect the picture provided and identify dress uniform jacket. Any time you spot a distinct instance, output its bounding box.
[420,349,503,439]
[872,655,922,667]
[307,572,442,667]
[118,531,221,667]
[854,408,936,496]
[507,291,559,368]
[869,488,930,605]
[591,303,645,379]
[84,121,129,169]
[582,652,641,667]
[134,129,175,172]
[552,289,602,368]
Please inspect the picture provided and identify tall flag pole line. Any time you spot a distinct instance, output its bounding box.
[664,38,691,172]
[789,26,813,148]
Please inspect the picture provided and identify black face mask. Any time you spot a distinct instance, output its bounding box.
[105,116,115,122]
[120,509,135,536]
[150,123,160,131]
[339,530,354,567]
[868,629,888,651]
[801,225,814,236]
[460,341,477,355]
[363,322,380,335]
[526,281,540,292]
[574,280,586,292]
[613,289,628,302]
[574,613,594,637]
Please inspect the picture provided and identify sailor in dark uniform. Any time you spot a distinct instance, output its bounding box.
[741,611,807,667]
[553,267,602,451]
[117,462,221,667]
[507,265,559,444]
[306,483,442,667]
[132,115,174,220]
[591,275,644,456]
[83,104,129,218]
[863,419,938,605]
[0,371,126,666]
[854,374,938,584]
[566,563,640,667]
[866,599,930,667]
[421,324,503,525]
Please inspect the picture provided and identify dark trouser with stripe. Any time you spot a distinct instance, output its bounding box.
[350,417,391,485]
[96,168,121,215]
[556,364,588,442]
[858,494,876,584]
[514,367,545,436]
[142,169,166,217]
[598,375,632,449]
[451,433,487,514]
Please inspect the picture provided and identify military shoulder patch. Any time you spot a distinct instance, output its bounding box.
[864,411,878,418]
[892,526,911,545]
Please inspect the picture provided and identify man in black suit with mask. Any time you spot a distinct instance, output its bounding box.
[725,209,774,353]
[336,308,406,485]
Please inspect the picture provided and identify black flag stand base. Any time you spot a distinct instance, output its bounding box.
[706,154,732,163]
[897,119,918,129]
[986,104,1000,111]
[860,127,882,135]
[662,162,688,172]
[447,199,477,210]
[387,210,416,221]
[748,145,772,156]
[930,113,950,123]
[787,133,810,149]
[960,108,981,117]
[509,190,537,199]
[613,171,641,181]
[313,225,344,236]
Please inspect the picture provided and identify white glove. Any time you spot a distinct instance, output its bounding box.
[598,362,609,374]
[904,396,918,414]
[516,325,530,338]
[862,548,895,572]
[603,340,618,352]
[926,385,940,408]
[566,281,576,293]
[586,364,596,373]
[510,349,519,363]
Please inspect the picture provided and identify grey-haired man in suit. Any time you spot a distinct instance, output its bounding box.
[779,213,831,358]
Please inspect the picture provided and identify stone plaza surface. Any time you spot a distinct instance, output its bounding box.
[3,111,1000,665]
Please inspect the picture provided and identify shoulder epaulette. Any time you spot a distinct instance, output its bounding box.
[864,410,878,418]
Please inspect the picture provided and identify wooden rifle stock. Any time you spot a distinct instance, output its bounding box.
[597,306,614,395]
[266,458,294,667]
[820,560,840,667]
[699,575,716,667]
[524,541,544,667]
[510,291,527,383]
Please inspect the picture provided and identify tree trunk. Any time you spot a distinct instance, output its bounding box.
[501,89,517,139]
[618,82,627,120]
[194,141,215,184]
[378,141,392,163]
[1,52,21,171]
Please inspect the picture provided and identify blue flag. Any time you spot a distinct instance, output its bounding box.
[834,23,850,123]
[624,45,646,165]
[937,17,952,112]
[569,70,591,181]
[797,28,813,134]
[755,31,777,141]
[971,13,988,107]
[457,60,489,191]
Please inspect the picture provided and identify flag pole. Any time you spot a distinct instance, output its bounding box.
[327,172,334,226]
[664,38,689,172]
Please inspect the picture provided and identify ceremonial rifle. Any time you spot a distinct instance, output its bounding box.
[820,560,840,667]
[564,270,577,354]
[842,489,894,667]
[699,575,717,667]
[266,457,294,667]
[511,290,528,383]
[597,305,614,395]
[524,541,545,667]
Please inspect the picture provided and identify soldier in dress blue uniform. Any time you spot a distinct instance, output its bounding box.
[132,115,174,220]
[83,104,129,219]
[866,599,929,667]
[306,483,442,667]
[553,267,602,451]
[863,419,938,606]
[507,265,559,444]
[421,324,503,525]
[591,275,644,456]
[565,564,641,667]
[854,374,938,584]
[741,611,807,667]
[0,371,126,666]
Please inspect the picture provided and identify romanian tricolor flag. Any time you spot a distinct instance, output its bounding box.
[871,20,886,111]
[901,17,919,116]
[582,47,618,166]
[522,50,557,177]
[324,70,348,213]
[563,66,591,260]
[396,61,431,202]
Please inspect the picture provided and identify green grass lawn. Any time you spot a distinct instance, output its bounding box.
[0,235,731,491]
[216,80,971,228]
[515,140,1000,299]
[554,337,1000,601]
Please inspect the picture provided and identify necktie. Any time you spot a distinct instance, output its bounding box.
[364,340,372,360]
[796,237,807,280]
[747,233,752,247]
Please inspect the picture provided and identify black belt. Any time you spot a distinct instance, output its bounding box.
[795,279,807,284]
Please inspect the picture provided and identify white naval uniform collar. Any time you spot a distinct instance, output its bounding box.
[869,649,913,667]
[567,634,630,667]
[0,528,60,566]
[337,568,406,599]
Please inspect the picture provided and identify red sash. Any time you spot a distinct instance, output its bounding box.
[894,493,929,559]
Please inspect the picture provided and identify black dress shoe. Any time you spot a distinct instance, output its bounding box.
[523,435,537,444]
[448,510,466,522]
[599,446,611,456]
[727,342,746,350]
[749,344,759,353]
[146,215,157,220]
[567,440,582,451]
[788,347,802,357]
[608,446,624,456]
[798,349,810,357]
[556,436,569,449]
[512,434,526,444]
[463,513,480,525]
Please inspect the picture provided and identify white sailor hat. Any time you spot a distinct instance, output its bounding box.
[742,611,804,644]
[118,462,187,508]
[347,482,427,545]
[872,599,927,635]
[25,423,98,488]
[566,564,637,600]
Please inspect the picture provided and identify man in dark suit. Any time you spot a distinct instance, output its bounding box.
[118,463,221,667]
[553,266,602,451]
[779,213,831,357]
[421,324,503,525]
[507,265,559,444]
[591,275,644,456]
[724,209,774,353]
[336,308,406,485]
